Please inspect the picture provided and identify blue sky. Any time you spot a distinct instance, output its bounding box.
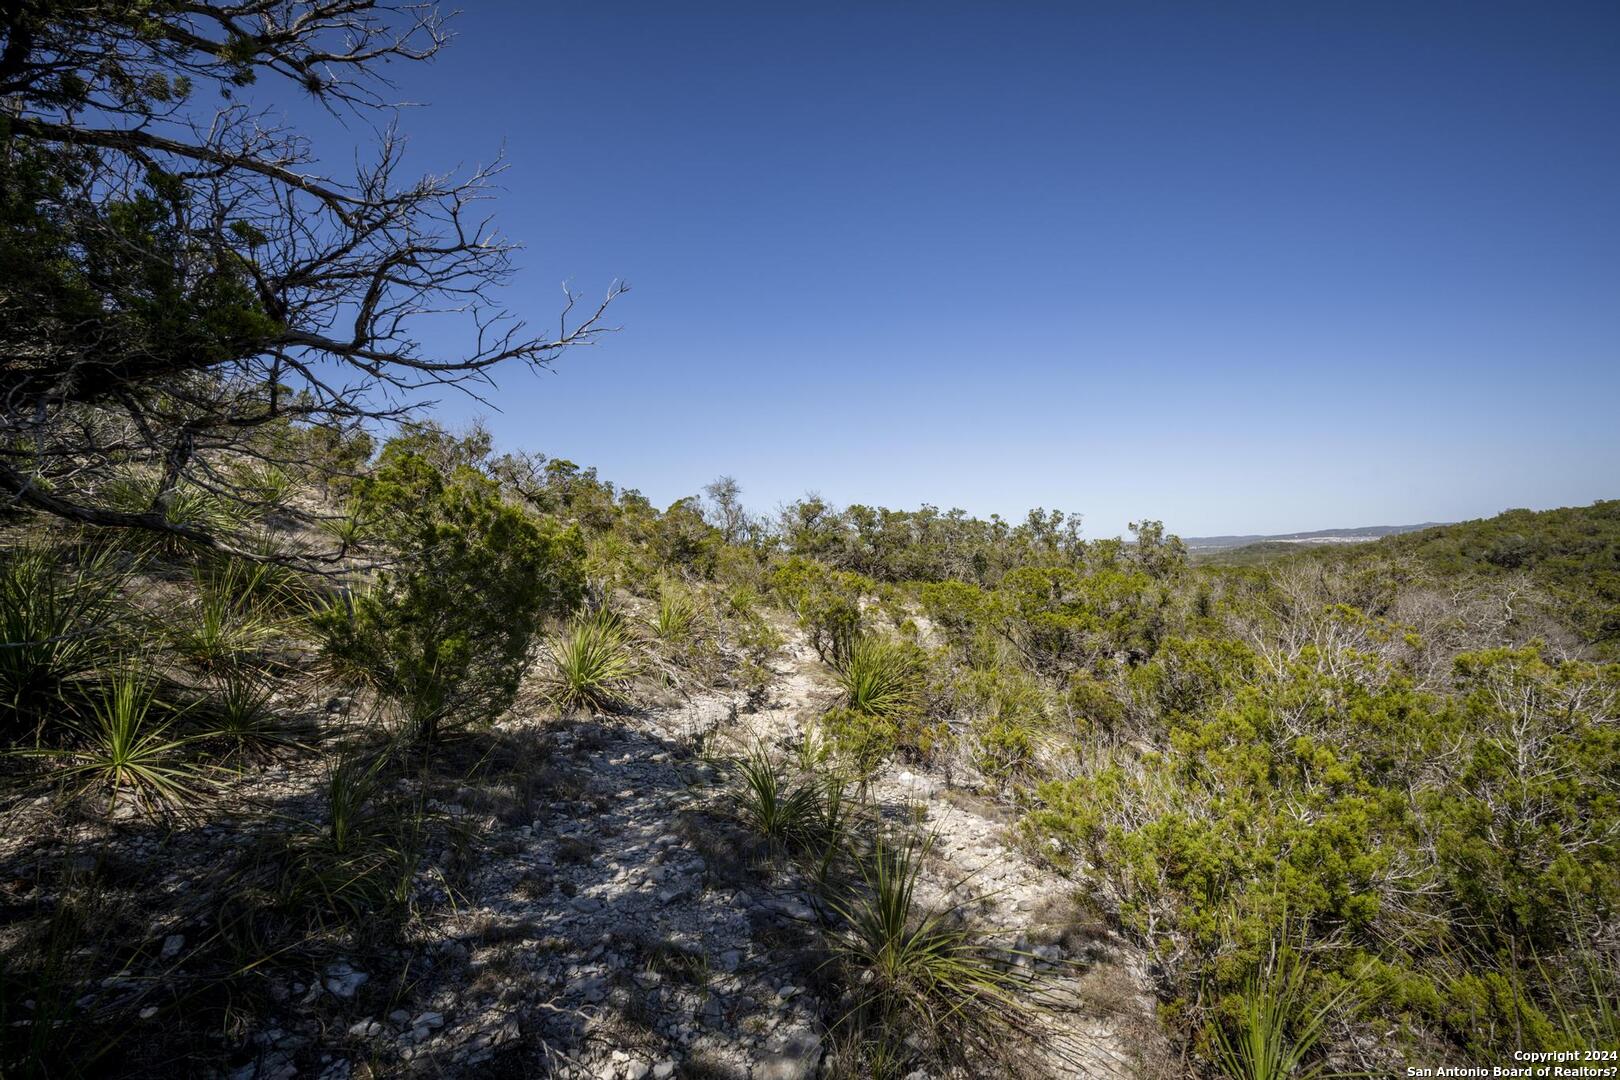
[297,2,1618,537]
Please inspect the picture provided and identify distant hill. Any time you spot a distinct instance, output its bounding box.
[1184,522,1441,553]
[1198,501,1620,653]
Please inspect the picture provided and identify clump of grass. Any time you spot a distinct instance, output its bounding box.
[825,835,1040,1074]
[274,753,423,930]
[0,543,131,742]
[832,635,921,721]
[0,867,119,1076]
[35,669,207,815]
[1534,931,1620,1061]
[543,607,638,714]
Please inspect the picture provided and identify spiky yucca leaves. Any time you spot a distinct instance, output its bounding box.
[832,635,922,721]
[228,460,299,511]
[1528,933,1620,1064]
[728,743,853,889]
[1208,953,1355,1080]
[315,496,373,553]
[229,535,324,617]
[826,835,1039,1074]
[97,472,255,553]
[731,743,828,852]
[204,670,294,760]
[0,543,132,742]
[543,607,638,714]
[652,581,699,644]
[41,669,208,815]
[168,562,280,670]
[266,753,423,932]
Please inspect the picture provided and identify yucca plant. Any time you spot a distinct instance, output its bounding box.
[169,563,279,669]
[1208,953,1355,1080]
[228,536,318,616]
[825,834,1035,1071]
[1536,928,1620,1051]
[315,496,373,553]
[205,670,293,760]
[229,460,299,510]
[651,581,699,643]
[98,472,251,550]
[543,607,638,714]
[279,753,422,928]
[730,743,827,852]
[833,635,922,721]
[35,670,207,815]
[0,544,132,743]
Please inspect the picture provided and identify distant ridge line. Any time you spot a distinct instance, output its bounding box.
[1181,522,1447,552]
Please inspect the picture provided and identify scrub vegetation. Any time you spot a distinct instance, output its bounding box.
[1,3,1615,1077]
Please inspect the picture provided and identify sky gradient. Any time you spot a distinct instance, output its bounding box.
[297,1,1619,537]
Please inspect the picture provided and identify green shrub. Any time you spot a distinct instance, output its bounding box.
[952,664,1048,780]
[769,556,869,662]
[820,706,898,782]
[318,445,584,741]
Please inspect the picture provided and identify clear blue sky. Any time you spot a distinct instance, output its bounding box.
[300,1,1619,537]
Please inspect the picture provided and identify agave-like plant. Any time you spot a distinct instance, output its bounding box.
[169,562,279,669]
[543,607,638,714]
[832,635,921,720]
[206,670,295,760]
[1208,952,1356,1080]
[42,669,207,815]
[98,471,252,549]
[275,752,422,928]
[0,543,132,743]
[651,581,699,644]
[825,834,1035,1069]
[730,743,825,851]
[315,496,373,553]
[230,460,299,510]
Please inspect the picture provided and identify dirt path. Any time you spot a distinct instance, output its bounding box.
[719,636,1172,1079]
[295,631,1168,1079]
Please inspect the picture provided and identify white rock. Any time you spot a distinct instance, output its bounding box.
[323,961,368,999]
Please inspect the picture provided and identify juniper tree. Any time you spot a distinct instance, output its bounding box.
[0,1,621,554]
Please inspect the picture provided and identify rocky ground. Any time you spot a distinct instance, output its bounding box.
[1,632,1172,1079]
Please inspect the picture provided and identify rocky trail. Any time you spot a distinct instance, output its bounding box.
[5,631,1168,1080]
[344,633,1169,1079]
